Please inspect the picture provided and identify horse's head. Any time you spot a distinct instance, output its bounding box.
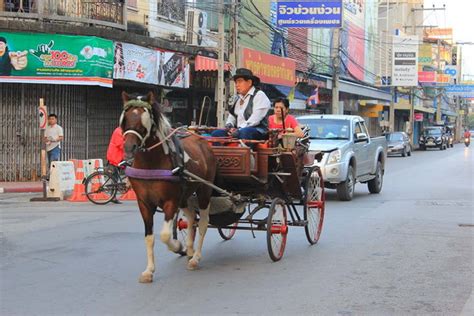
[120,91,164,162]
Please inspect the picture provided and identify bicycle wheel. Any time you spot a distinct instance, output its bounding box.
[84,171,117,205]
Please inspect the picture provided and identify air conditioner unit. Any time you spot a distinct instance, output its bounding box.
[185,9,207,46]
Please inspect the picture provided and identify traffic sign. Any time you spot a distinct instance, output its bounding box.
[39,106,47,129]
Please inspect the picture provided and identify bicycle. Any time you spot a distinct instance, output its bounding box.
[83,164,130,205]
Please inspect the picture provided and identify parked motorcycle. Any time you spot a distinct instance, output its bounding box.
[465,137,471,147]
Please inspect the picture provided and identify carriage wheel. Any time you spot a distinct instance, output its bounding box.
[217,222,238,240]
[303,167,325,245]
[172,209,194,256]
[266,198,288,262]
[84,171,117,205]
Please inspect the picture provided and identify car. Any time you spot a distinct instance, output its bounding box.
[385,132,412,157]
[419,127,448,150]
[298,115,387,201]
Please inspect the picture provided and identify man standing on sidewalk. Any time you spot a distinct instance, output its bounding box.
[44,114,63,170]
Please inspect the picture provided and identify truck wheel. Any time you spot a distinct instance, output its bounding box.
[368,161,383,194]
[337,165,354,201]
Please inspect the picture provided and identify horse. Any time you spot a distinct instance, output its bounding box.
[119,91,216,283]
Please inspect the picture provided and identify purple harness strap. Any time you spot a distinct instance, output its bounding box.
[125,167,181,182]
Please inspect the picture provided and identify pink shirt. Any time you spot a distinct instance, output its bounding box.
[268,114,299,130]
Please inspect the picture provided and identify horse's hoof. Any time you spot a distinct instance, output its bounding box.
[187,258,199,270]
[139,272,153,283]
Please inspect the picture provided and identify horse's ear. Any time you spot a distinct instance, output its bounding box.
[122,91,130,104]
[144,91,155,104]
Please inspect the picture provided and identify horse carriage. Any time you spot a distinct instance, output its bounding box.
[119,92,325,282]
[172,127,326,262]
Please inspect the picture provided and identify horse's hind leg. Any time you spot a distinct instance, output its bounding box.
[187,205,209,270]
[138,201,155,283]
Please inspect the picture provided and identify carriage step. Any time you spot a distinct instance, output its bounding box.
[288,220,308,227]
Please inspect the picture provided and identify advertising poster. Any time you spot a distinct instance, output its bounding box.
[392,35,419,86]
[341,0,366,81]
[0,32,113,87]
[157,50,189,88]
[114,42,158,85]
[276,0,343,28]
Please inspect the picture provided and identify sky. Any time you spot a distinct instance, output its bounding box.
[423,0,474,81]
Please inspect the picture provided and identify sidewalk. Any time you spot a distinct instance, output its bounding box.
[0,181,43,193]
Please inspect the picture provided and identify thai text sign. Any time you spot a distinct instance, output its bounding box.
[0,32,113,87]
[445,85,474,98]
[276,0,343,28]
[392,36,418,87]
[241,47,295,87]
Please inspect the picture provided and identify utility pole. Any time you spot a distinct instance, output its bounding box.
[436,38,442,123]
[331,27,340,115]
[216,0,226,127]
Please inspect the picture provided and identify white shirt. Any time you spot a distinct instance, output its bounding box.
[226,87,271,128]
[45,124,63,152]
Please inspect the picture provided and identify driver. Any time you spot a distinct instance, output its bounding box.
[211,68,271,140]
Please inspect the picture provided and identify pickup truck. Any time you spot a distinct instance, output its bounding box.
[297,115,387,201]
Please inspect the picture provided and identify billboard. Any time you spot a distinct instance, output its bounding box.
[276,1,343,28]
[0,32,114,87]
[392,36,419,86]
[157,51,190,88]
[114,42,158,85]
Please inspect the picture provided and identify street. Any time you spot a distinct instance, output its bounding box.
[1,145,472,315]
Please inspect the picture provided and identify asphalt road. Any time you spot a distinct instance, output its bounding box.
[1,144,472,315]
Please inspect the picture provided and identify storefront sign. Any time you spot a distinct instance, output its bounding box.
[241,47,295,87]
[114,42,157,85]
[392,35,419,86]
[418,71,436,83]
[0,32,113,87]
[276,1,343,28]
[445,84,474,97]
[157,50,190,88]
[414,113,423,121]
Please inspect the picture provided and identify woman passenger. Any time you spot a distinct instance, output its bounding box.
[268,97,304,138]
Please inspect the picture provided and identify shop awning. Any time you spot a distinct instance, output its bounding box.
[195,55,231,71]
[318,75,392,102]
[414,105,436,114]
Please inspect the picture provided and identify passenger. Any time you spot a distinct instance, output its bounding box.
[268,97,304,138]
[211,68,271,140]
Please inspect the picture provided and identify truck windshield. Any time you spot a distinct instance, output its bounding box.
[425,129,442,136]
[297,119,350,140]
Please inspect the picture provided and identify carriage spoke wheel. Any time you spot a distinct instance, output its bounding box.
[172,209,195,256]
[304,167,325,245]
[84,171,117,205]
[266,198,288,262]
[217,222,238,240]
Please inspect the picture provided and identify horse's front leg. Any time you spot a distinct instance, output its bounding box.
[138,201,155,283]
[187,205,210,270]
[159,201,182,254]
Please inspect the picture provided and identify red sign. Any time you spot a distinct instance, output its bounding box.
[414,113,423,121]
[39,106,47,129]
[241,47,296,87]
[418,71,436,82]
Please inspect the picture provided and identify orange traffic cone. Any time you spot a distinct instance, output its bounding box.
[119,188,137,201]
[67,159,88,202]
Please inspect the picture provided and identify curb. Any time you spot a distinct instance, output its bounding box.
[0,186,43,194]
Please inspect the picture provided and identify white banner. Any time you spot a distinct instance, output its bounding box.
[392,36,419,86]
[157,51,189,88]
[114,42,158,85]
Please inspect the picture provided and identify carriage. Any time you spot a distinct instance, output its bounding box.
[172,127,326,262]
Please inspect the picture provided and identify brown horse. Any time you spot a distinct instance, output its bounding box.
[120,91,216,283]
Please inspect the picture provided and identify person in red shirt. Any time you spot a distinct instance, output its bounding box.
[106,127,124,204]
[464,128,471,139]
[268,98,304,138]
[107,127,124,167]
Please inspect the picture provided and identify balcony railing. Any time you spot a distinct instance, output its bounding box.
[1,0,126,30]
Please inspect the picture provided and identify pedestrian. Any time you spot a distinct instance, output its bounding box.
[106,126,124,204]
[44,113,63,171]
[211,68,271,141]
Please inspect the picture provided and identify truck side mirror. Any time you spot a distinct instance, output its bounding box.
[355,132,368,142]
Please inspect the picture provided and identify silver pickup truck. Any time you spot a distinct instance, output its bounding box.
[297,115,387,201]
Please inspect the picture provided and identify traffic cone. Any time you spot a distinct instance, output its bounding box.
[67,159,88,202]
[119,188,137,201]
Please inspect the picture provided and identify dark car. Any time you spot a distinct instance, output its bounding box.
[419,127,447,150]
[385,132,412,157]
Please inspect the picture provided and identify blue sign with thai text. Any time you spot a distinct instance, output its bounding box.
[276,1,343,28]
[445,85,474,97]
